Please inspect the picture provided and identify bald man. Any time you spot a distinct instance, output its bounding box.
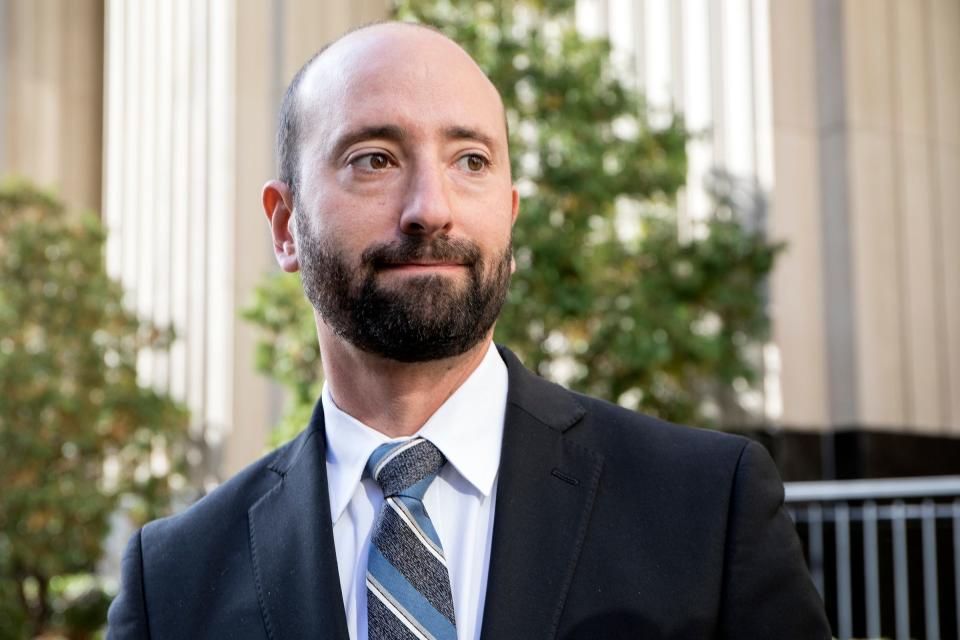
[107,22,830,640]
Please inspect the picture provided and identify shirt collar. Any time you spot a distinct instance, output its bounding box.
[323,342,508,524]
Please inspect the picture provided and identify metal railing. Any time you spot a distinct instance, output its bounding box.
[784,476,960,640]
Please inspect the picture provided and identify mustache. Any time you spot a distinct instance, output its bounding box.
[361,236,482,268]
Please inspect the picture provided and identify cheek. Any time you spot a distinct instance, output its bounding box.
[302,183,394,236]
[471,193,515,239]
[326,180,401,226]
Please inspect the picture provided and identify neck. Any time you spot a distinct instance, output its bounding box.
[316,315,493,438]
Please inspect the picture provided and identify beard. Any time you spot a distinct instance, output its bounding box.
[297,223,512,363]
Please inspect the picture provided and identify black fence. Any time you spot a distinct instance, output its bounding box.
[785,476,960,640]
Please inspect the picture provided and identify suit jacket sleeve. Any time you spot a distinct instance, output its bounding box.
[719,441,830,638]
[107,529,151,640]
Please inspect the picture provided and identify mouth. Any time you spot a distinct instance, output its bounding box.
[377,261,467,274]
[362,236,481,277]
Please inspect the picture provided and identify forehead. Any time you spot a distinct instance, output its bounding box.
[297,26,506,153]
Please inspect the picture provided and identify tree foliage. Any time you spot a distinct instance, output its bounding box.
[243,0,781,443]
[0,180,189,639]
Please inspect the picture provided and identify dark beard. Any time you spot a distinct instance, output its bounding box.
[298,228,512,362]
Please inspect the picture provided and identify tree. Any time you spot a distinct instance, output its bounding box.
[0,180,189,639]
[243,0,781,442]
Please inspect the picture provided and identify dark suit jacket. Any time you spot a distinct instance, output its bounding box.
[108,346,830,639]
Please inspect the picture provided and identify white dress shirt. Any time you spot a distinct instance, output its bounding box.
[323,342,508,640]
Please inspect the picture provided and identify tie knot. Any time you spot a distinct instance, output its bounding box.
[366,438,446,500]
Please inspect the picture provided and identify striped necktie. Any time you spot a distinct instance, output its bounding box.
[365,438,457,640]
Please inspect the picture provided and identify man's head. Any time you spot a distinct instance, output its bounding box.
[262,22,519,362]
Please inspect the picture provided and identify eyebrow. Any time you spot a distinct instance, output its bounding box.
[441,125,495,149]
[328,124,497,161]
[329,125,405,160]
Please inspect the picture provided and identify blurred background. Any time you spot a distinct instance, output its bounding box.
[1,0,958,638]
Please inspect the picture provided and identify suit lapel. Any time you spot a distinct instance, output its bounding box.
[481,348,604,640]
[247,401,349,640]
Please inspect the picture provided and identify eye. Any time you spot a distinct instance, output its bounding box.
[351,152,394,171]
[456,154,490,173]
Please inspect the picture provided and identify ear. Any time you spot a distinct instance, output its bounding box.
[262,179,299,273]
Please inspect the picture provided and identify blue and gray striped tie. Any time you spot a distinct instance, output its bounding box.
[366,438,457,640]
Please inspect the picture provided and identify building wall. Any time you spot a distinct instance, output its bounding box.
[577,0,774,233]
[101,0,389,481]
[580,0,960,436]
[769,0,960,435]
[0,0,104,213]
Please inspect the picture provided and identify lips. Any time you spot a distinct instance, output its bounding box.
[379,261,465,268]
[361,236,482,276]
[376,262,468,276]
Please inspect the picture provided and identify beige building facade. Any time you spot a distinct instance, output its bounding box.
[98,0,388,480]
[0,0,104,213]
[1,0,389,480]
[582,0,960,439]
[768,0,959,435]
[1,0,957,479]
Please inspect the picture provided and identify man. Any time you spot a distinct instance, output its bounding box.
[108,22,830,639]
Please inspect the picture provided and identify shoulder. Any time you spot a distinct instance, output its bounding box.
[568,391,771,512]
[140,422,319,559]
[572,390,751,467]
[497,344,754,478]
[109,409,328,635]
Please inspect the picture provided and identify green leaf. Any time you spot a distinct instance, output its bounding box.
[0,178,189,635]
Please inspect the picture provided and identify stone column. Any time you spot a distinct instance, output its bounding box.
[102,0,389,482]
[0,0,104,213]
[768,0,960,436]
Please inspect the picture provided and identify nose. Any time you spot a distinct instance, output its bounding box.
[399,161,453,237]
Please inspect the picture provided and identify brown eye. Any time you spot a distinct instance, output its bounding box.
[457,154,489,173]
[352,152,393,171]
